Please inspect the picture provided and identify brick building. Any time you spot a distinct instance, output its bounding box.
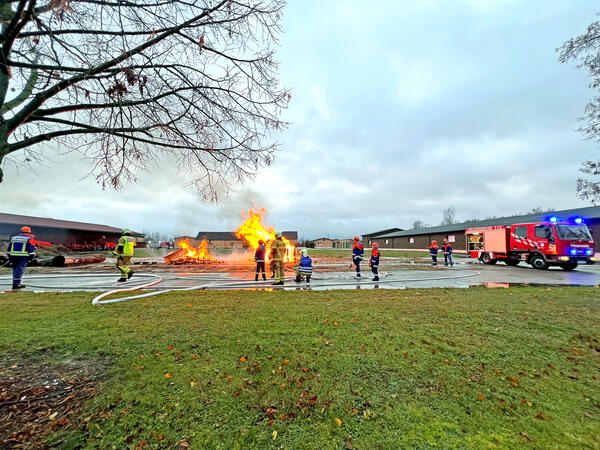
[363,206,600,253]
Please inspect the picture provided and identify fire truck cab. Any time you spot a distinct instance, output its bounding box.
[466,217,596,271]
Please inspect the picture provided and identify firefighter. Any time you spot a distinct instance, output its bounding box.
[429,240,439,266]
[294,248,313,283]
[255,239,266,281]
[270,232,286,285]
[369,242,380,281]
[441,238,454,266]
[113,228,136,282]
[7,226,36,289]
[352,236,364,277]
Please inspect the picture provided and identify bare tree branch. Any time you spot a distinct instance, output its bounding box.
[0,0,290,200]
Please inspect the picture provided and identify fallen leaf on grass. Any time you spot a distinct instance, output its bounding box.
[239,356,247,363]
[168,345,173,350]
[477,394,485,400]
[177,440,190,449]
[351,408,359,416]
[520,432,532,441]
[335,417,342,426]
[190,381,195,387]
[534,412,551,421]
[165,373,172,379]
[506,376,519,387]
[282,359,290,365]
[272,430,278,439]
[157,433,164,441]
[135,439,148,449]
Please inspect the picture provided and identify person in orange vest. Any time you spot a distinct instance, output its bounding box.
[429,240,439,266]
[352,236,364,277]
[369,242,380,281]
[441,238,454,266]
[254,239,266,281]
[7,226,37,289]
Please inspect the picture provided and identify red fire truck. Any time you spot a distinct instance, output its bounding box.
[466,217,596,270]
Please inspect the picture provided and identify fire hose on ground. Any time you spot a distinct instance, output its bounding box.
[0,270,482,306]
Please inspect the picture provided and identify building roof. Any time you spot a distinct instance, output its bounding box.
[309,237,334,242]
[0,212,141,235]
[196,231,298,241]
[196,231,239,240]
[376,206,600,238]
[363,227,403,237]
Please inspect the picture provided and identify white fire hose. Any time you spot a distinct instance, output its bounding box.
[0,270,482,306]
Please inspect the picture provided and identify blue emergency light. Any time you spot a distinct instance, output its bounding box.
[574,217,583,224]
[549,216,558,223]
[587,249,593,255]
[570,249,577,255]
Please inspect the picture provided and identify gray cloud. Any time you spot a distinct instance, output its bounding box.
[1,0,598,239]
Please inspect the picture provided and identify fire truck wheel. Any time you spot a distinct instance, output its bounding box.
[480,253,497,265]
[504,259,519,266]
[559,261,578,271]
[529,255,549,270]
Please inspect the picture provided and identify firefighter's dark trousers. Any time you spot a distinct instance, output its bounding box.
[10,257,28,288]
[255,261,266,281]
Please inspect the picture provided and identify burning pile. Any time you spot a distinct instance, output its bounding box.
[164,238,217,264]
[235,207,296,263]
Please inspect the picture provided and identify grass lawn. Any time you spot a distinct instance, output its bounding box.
[307,249,434,259]
[1,287,599,448]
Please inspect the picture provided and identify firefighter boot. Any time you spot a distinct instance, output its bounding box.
[128,270,134,280]
[372,276,379,282]
[12,284,26,290]
[117,278,127,283]
[306,275,311,284]
[262,273,266,281]
[255,274,258,281]
[295,274,302,283]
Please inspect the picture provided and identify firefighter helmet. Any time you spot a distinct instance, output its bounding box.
[275,231,283,238]
[21,226,32,233]
[354,236,359,240]
[300,249,308,256]
[122,228,132,235]
[373,242,379,248]
[259,239,264,245]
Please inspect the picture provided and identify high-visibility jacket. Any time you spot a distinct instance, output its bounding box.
[352,241,364,259]
[297,255,312,274]
[7,233,36,258]
[117,235,136,256]
[370,249,380,267]
[441,243,453,254]
[429,243,438,255]
[255,244,266,262]
[270,239,286,262]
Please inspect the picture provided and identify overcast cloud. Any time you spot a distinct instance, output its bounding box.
[1,0,598,240]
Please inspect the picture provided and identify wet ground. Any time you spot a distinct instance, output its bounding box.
[2,259,600,293]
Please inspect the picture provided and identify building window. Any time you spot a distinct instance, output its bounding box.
[448,235,455,243]
[385,239,389,244]
[369,240,371,245]
[409,237,414,244]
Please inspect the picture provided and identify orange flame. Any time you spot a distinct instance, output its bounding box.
[177,238,216,262]
[235,207,296,263]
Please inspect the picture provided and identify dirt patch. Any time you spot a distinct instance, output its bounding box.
[0,356,107,448]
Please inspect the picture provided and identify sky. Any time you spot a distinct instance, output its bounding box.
[1,0,599,240]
